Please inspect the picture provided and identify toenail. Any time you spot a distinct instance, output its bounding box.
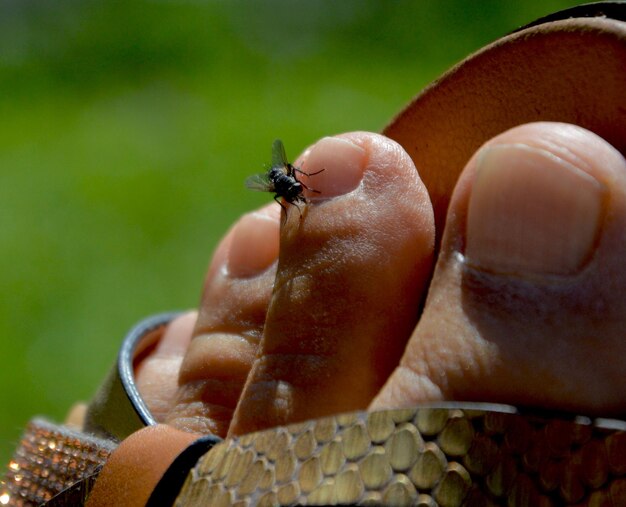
[227,206,280,278]
[302,136,366,198]
[465,144,604,276]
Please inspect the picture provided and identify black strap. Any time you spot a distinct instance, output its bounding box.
[145,435,223,507]
[46,470,103,507]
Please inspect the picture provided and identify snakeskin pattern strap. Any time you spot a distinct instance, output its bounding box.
[174,404,626,506]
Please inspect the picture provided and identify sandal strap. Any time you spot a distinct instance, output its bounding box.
[1,313,180,507]
[173,404,626,506]
[1,418,115,506]
[5,405,626,506]
[83,312,181,441]
[84,425,200,507]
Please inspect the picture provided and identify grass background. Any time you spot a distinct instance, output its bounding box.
[0,0,583,465]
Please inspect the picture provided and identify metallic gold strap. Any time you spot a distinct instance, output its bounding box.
[174,404,626,506]
[1,419,116,507]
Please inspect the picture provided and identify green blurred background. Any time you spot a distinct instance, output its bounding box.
[0,0,583,465]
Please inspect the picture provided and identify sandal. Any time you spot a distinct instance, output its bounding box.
[4,3,626,505]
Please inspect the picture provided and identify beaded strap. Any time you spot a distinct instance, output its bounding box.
[1,419,116,507]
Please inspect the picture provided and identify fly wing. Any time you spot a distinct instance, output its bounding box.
[245,173,273,192]
[271,139,288,168]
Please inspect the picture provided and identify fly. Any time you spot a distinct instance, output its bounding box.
[245,139,324,217]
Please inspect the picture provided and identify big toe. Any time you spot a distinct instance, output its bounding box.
[373,122,626,415]
[229,133,435,435]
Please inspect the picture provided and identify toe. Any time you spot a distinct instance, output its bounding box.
[373,122,626,415]
[165,203,280,436]
[135,311,196,422]
[229,133,435,435]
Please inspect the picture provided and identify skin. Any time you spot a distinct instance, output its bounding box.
[135,122,626,438]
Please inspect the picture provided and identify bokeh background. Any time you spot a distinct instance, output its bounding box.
[0,0,583,465]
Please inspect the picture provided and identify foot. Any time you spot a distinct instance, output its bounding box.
[136,123,626,438]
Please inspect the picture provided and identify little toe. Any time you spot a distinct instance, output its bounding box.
[165,203,280,436]
[135,311,196,422]
[229,133,435,435]
[373,122,626,415]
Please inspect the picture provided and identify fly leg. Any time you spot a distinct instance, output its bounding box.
[274,195,288,215]
[294,167,325,195]
[274,195,302,221]
[301,183,321,194]
[294,167,325,177]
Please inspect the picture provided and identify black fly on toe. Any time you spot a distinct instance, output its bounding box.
[245,139,324,221]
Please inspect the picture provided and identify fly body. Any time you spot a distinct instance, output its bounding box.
[266,164,304,206]
[245,139,323,217]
